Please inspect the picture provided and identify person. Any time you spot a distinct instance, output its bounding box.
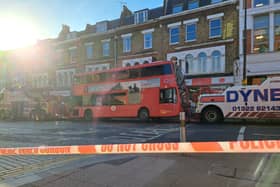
[171,56,184,86]
[170,56,189,116]
[133,83,139,92]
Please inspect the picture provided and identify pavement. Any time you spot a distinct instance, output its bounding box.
[19,153,280,187]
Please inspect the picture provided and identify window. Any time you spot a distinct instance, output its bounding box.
[69,47,77,63]
[209,18,222,38]
[102,41,110,56]
[123,36,131,53]
[144,32,153,49]
[173,4,183,13]
[96,22,108,33]
[85,44,93,59]
[129,69,140,78]
[185,54,194,74]
[64,72,68,87]
[198,52,207,73]
[186,23,197,41]
[275,13,280,51]
[254,0,269,7]
[69,72,74,85]
[67,72,71,86]
[211,0,222,4]
[160,88,177,104]
[116,70,129,80]
[141,64,172,77]
[188,0,199,10]
[135,10,148,24]
[66,32,77,40]
[211,51,222,72]
[58,73,63,87]
[169,27,180,44]
[253,15,269,53]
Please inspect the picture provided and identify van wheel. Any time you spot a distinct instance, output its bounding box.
[138,108,149,121]
[84,109,93,121]
[202,107,223,123]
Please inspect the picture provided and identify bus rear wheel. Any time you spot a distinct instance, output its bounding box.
[202,107,223,123]
[138,108,149,121]
[84,109,93,121]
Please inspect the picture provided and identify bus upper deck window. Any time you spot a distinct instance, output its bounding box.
[129,69,140,79]
[163,64,172,75]
[117,71,129,80]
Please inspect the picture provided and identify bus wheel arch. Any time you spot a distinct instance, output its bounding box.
[201,105,224,123]
[84,109,93,121]
[138,107,150,121]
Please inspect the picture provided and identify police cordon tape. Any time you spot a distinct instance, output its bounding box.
[1,141,280,155]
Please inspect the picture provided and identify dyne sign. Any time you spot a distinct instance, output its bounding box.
[226,89,280,102]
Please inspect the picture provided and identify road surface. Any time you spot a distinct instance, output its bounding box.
[0,120,279,186]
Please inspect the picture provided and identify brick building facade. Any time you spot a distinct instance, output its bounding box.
[239,0,280,85]
[52,0,239,101]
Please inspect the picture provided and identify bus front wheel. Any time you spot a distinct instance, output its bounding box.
[138,108,149,121]
[84,109,93,121]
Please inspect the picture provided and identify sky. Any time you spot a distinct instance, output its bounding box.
[0,0,163,50]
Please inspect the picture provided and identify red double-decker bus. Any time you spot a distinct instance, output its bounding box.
[71,61,186,121]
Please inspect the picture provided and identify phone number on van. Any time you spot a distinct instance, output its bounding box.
[232,106,280,112]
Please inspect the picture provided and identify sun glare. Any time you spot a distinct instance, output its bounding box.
[0,16,40,50]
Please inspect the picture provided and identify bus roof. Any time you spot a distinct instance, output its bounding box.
[75,61,173,77]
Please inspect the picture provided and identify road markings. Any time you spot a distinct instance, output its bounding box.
[104,127,178,143]
[253,133,280,137]
[237,126,246,141]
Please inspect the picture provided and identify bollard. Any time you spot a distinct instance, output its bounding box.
[179,112,186,142]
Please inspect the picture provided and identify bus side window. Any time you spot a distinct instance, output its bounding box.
[99,73,107,82]
[116,70,129,80]
[141,66,160,77]
[141,65,171,77]
[129,69,140,79]
[93,74,100,82]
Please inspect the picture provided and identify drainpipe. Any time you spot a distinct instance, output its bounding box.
[242,0,247,85]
